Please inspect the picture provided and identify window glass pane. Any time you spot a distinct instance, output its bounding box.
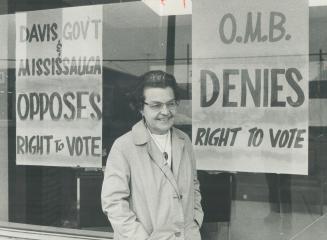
[0,1,326,240]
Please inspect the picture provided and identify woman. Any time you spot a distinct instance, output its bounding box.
[101,70,203,240]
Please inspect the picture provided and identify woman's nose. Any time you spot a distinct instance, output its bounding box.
[160,104,170,114]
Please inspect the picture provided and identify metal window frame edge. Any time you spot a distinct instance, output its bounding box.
[0,221,113,240]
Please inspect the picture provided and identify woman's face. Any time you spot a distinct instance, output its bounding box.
[141,87,176,135]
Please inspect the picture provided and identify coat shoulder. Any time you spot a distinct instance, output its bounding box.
[112,130,134,150]
[173,127,191,143]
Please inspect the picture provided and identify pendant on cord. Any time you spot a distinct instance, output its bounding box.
[163,152,168,160]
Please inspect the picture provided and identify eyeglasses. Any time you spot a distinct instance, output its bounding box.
[143,100,179,111]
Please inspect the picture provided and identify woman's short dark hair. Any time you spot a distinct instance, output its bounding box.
[132,70,180,111]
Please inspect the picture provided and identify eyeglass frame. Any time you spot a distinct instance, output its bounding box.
[143,99,179,112]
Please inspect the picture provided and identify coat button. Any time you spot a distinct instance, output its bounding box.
[175,232,181,237]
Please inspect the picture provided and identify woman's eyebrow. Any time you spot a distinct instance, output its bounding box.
[147,99,175,103]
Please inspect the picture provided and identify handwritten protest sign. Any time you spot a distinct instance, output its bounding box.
[192,0,308,174]
[16,6,102,167]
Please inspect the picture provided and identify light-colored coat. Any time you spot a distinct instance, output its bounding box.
[101,120,203,240]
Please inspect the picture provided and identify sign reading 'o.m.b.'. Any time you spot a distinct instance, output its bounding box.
[192,0,309,175]
[218,12,291,44]
[193,0,308,59]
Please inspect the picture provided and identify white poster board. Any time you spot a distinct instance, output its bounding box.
[192,0,309,174]
[16,6,103,167]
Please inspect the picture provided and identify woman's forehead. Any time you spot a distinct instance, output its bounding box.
[143,87,175,101]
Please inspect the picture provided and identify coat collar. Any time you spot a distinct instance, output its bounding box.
[131,120,185,145]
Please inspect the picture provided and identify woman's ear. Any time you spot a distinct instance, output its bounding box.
[140,110,144,116]
[140,111,146,123]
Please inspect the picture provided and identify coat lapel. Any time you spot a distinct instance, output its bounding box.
[132,120,180,195]
[171,128,185,179]
[147,139,180,195]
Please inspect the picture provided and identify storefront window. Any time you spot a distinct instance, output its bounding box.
[0,0,327,239]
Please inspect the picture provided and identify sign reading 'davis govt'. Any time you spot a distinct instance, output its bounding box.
[16,6,103,167]
[192,0,309,174]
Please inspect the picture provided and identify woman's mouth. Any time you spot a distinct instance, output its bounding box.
[157,116,172,122]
